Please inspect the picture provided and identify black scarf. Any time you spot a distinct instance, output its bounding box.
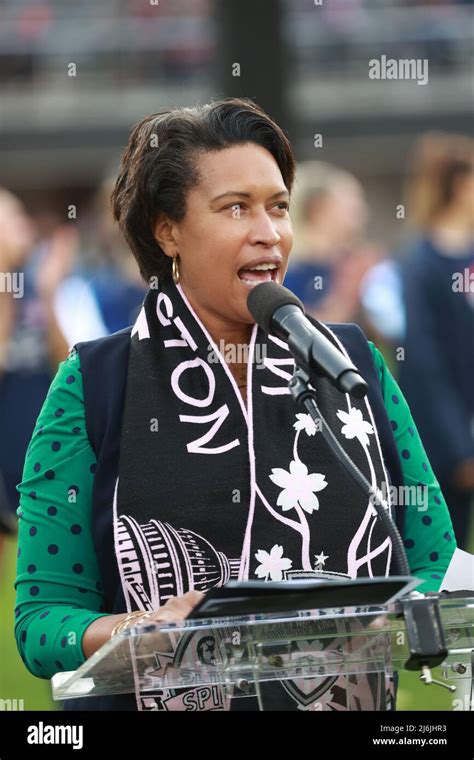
[114,278,395,711]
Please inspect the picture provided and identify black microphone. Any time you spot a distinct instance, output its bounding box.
[247,281,368,398]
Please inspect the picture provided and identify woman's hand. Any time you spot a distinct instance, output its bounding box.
[83,590,205,660]
[147,590,205,624]
[131,591,206,660]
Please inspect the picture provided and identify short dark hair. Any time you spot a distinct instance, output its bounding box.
[111,98,296,283]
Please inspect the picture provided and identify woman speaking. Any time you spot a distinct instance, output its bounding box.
[14,98,456,711]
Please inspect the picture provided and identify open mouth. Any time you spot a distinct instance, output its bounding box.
[237,263,280,287]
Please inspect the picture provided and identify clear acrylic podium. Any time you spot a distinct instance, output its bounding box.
[52,591,473,711]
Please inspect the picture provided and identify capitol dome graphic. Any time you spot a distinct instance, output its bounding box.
[116,516,241,609]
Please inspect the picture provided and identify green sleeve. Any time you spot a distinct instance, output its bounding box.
[14,349,109,680]
[368,341,456,593]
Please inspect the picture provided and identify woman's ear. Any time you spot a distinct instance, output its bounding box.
[154,214,178,259]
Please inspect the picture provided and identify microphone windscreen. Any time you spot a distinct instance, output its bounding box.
[247,281,304,333]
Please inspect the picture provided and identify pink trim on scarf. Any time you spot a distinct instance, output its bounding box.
[112,476,144,711]
[322,324,394,577]
[239,323,258,580]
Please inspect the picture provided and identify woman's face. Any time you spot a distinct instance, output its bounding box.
[158,143,293,329]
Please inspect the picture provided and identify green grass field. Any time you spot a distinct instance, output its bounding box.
[0,536,57,710]
[1,520,472,712]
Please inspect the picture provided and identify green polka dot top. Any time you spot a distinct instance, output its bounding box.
[14,342,457,679]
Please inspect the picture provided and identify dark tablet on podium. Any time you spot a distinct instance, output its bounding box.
[187,577,418,620]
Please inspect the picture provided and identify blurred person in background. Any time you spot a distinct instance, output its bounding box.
[0,178,145,568]
[52,178,146,347]
[398,133,474,550]
[0,190,75,563]
[284,161,382,323]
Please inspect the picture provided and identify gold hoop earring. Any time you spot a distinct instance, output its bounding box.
[172,255,180,285]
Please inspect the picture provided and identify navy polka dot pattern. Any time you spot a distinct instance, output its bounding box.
[13,339,456,680]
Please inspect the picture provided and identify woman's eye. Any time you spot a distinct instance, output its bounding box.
[223,203,244,214]
[222,201,288,214]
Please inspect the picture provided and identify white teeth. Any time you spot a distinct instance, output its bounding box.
[248,263,277,271]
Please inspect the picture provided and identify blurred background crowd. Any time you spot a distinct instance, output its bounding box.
[0,0,472,709]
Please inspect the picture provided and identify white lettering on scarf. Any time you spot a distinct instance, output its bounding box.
[261,335,295,395]
[156,291,240,454]
[180,405,240,455]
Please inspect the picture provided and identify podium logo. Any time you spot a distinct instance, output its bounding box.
[27,722,83,750]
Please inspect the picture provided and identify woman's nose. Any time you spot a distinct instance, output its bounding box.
[248,211,281,247]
